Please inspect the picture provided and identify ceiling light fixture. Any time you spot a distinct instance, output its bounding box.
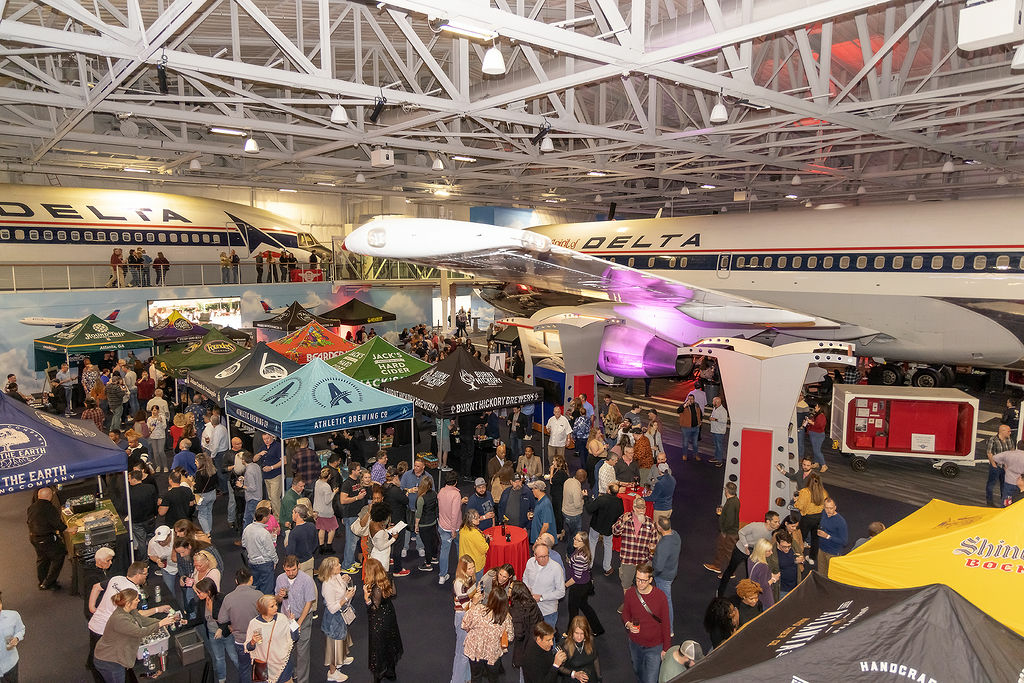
[330,105,350,124]
[440,20,497,41]
[530,121,552,146]
[709,93,728,124]
[124,167,150,173]
[791,175,802,186]
[907,193,917,201]
[188,159,202,171]
[278,188,297,192]
[679,186,689,195]
[539,137,555,153]
[451,155,477,162]
[316,181,335,186]
[595,194,602,202]
[243,137,259,154]
[482,43,506,75]
[785,193,798,199]
[367,96,386,123]
[587,171,607,177]
[355,173,366,183]
[432,157,444,171]
[1013,44,1024,70]
[209,127,246,136]
[856,185,867,195]
[434,188,451,197]
[942,158,955,173]
[720,206,728,213]
[997,175,1009,185]
[804,200,813,208]
[700,183,717,189]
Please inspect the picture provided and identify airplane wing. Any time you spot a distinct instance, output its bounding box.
[344,218,835,328]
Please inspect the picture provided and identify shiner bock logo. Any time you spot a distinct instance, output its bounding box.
[205,341,237,355]
[953,535,1024,572]
[412,369,450,389]
[0,425,47,469]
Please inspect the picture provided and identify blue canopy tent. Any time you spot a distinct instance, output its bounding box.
[0,392,139,559]
[225,358,415,470]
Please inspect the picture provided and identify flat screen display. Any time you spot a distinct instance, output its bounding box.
[147,296,242,329]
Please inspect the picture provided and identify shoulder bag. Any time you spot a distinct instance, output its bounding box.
[635,590,662,623]
[251,620,274,681]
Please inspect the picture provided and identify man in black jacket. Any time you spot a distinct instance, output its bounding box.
[521,621,573,683]
[585,482,622,576]
[498,475,535,528]
[27,486,67,590]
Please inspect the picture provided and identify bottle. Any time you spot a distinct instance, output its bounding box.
[143,648,156,674]
[139,587,148,611]
[83,528,91,546]
[154,584,162,604]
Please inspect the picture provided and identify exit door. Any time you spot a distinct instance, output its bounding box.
[716,253,732,279]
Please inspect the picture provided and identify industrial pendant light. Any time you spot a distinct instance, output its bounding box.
[482,43,506,75]
[709,93,728,124]
[243,136,259,154]
[331,106,349,124]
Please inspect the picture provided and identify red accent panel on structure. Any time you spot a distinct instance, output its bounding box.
[574,374,595,407]
[738,428,773,525]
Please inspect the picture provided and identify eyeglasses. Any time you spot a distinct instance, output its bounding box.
[636,576,652,583]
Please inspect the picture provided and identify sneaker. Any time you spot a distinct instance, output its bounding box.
[352,561,362,568]
[418,563,433,572]
[341,564,360,574]
[327,672,348,682]
[703,563,721,573]
[342,656,355,666]
[393,569,411,577]
[438,574,449,584]
[418,548,426,558]
[401,549,408,558]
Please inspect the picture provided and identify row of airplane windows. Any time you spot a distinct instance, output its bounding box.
[0,228,226,245]
[610,253,1024,272]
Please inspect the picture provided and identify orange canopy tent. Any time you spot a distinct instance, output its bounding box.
[267,321,356,364]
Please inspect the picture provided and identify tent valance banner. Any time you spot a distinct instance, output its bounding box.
[33,314,155,370]
[217,326,253,345]
[267,321,356,364]
[185,342,301,403]
[325,336,430,388]
[225,358,413,438]
[0,393,127,493]
[381,346,541,417]
[151,327,249,378]
[828,498,1024,637]
[321,298,396,326]
[137,310,210,346]
[676,572,1024,682]
[253,301,337,331]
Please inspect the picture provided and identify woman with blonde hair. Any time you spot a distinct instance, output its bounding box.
[746,538,777,611]
[794,472,828,563]
[93,588,176,681]
[363,558,403,683]
[188,549,221,592]
[245,595,300,683]
[314,466,340,555]
[461,584,514,682]
[318,556,356,681]
[585,425,607,486]
[450,555,478,683]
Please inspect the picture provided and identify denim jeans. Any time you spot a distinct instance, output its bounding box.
[588,528,613,573]
[242,499,259,529]
[249,561,275,595]
[542,611,558,628]
[205,631,238,681]
[712,432,727,463]
[1001,482,1019,506]
[451,611,470,683]
[563,514,582,542]
[402,527,423,555]
[682,426,699,457]
[110,405,123,431]
[654,577,674,633]
[808,431,827,467]
[343,516,359,568]
[627,640,662,683]
[233,641,252,683]
[162,569,177,599]
[196,490,216,535]
[509,435,524,460]
[129,392,140,416]
[987,465,1006,505]
[93,657,125,683]
[439,527,457,578]
[227,488,237,527]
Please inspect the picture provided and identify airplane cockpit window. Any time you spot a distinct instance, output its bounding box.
[974,255,987,270]
[298,233,317,247]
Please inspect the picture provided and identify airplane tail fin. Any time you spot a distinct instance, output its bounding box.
[106,310,120,321]
[260,301,271,312]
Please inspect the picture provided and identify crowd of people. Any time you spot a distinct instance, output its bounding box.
[12,330,1016,683]
[104,248,170,288]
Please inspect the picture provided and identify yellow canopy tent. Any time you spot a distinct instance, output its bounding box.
[828,498,1024,636]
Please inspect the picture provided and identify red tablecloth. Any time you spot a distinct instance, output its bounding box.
[483,525,530,579]
[613,486,654,552]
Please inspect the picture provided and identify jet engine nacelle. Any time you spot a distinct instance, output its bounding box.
[597,324,685,379]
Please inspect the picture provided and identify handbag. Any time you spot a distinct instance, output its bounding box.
[500,627,509,650]
[341,603,356,625]
[250,621,274,682]
[566,435,575,450]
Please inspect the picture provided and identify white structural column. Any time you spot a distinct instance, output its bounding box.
[679,338,856,523]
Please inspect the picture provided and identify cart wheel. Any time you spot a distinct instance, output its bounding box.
[850,456,868,472]
[940,463,959,478]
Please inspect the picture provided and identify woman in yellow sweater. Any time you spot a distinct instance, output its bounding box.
[458,509,490,581]
[793,472,827,566]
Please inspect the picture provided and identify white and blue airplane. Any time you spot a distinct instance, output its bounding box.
[19,309,120,328]
[344,199,1024,386]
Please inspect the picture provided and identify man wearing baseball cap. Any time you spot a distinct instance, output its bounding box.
[497,474,534,529]
[658,639,704,680]
[527,480,556,544]
[466,477,496,531]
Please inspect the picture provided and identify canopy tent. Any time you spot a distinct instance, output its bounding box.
[267,321,356,364]
[0,392,127,493]
[216,326,252,345]
[33,314,154,370]
[381,346,541,418]
[676,572,1024,682]
[151,328,249,378]
[491,324,521,345]
[185,342,301,404]
[253,301,337,331]
[136,310,209,346]
[225,358,413,439]
[325,336,430,388]
[321,297,396,326]
[828,498,1024,637]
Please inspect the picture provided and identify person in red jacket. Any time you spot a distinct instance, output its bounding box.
[622,563,671,683]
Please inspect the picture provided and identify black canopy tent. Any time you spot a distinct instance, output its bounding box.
[184,342,301,404]
[252,301,337,332]
[216,326,253,346]
[320,297,396,326]
[675,572,1024,682]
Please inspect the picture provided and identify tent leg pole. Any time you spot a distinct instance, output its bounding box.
[97,476,103,497]
[124,470,135,563]
[409,417,414,466]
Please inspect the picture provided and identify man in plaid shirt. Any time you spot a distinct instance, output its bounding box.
[612,497,659,611]
[290,438,321,497]
[81,398,106,431]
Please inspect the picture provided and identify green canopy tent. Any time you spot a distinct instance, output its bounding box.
[325,336,430,388]
[151,327,249,378]
[33,314,154,371]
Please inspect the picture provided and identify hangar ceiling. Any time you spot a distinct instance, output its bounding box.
[0,0,1022,215]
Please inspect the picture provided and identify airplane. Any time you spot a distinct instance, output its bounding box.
[260,300,286,314]
[343,198,1024,388]
[20,309,120,328]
